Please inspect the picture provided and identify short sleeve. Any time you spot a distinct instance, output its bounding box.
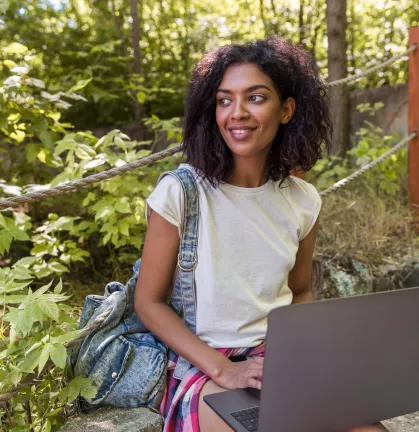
[146,175,184,237]
[287,177,322,241]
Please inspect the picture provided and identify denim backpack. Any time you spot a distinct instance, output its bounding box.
[66,167,199,411]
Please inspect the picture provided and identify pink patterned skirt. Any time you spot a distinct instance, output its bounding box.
[159,344,265,432]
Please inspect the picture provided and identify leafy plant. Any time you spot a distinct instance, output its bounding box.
[312,102,407,197]
[0,264,97,431]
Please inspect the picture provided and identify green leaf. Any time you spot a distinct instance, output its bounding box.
[0,294,26,305]
[137,91,147,104]
[54,279,63,294]
[115,197,131,213]
[44,418,52,432]
[50,344,67,369]
[4,42,28,54]
[37,297,60,321]
[51,330,81,344]
[33,280,53,299]
[6,366,22,387]
[0,0,9,14]
[38,344,51,375]
[78,143,96,157]
[68,78,92,93]
[0,213,6,228]
[17,298,37,335]
[54,139,77,156]
[0,229,13,255]
[43,293,70,302]
[5,220,30,241]
[20,349,42,374]
[37,148,63,168]
[59,380,80,403]
[0,112,8,128]
[74,147,90,160]
[48,261,69,274]
[69,375,98,400]
[118,220,130,236]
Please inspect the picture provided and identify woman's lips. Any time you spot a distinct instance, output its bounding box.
[228,128,256,140]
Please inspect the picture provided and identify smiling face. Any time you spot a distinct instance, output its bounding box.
[215,62,294,162]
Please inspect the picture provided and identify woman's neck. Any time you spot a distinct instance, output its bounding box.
[227,156,269,188]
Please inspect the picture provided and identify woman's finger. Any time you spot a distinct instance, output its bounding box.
[247,377,262,390]
[247,362,264,377]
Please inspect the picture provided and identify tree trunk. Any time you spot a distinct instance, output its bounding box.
[259,0,269,37]
[326,0,350,155]
[110,0,128,59]
[299,0,305,47]
[130,0,144,141]
[269,0,279,34]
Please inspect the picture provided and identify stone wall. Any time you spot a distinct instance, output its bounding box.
[349,84,408,140]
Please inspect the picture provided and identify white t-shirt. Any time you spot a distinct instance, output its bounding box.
[146,164,321,348]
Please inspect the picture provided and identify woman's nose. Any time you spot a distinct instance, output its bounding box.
[231,101,250,120]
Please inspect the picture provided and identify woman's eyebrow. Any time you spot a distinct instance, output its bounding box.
[216,84,272,94]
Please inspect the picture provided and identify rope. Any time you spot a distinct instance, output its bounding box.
[319,131,417,197]
[0,144,183,210]
[326,43,417,88]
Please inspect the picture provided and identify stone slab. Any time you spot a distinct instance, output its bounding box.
[59,406,419,431]
[384,412,419,431]
[60,407,163,432]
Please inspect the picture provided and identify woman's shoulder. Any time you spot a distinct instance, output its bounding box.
[278,176,322,240]
[279,175,321,203]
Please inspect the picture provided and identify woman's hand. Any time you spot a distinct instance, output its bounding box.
[214,357,264,390]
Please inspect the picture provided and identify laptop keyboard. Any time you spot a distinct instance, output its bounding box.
[230,406,259,431]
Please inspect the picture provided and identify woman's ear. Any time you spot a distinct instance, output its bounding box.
[280,97,296,124]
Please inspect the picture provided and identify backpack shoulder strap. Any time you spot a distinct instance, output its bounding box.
[157,167,199,380]
[157,167,199,273]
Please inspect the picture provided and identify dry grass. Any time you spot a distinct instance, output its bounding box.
[316,188,418,268]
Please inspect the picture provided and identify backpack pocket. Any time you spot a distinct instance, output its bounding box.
[81,333,167,409]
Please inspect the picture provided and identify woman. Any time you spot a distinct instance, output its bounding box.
[135,37,387,432]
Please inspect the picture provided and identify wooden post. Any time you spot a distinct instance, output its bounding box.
[409,27,419,232]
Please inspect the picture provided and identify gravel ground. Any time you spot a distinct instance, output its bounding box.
[383,412,419,431]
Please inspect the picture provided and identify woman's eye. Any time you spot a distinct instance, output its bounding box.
[249,94,265,102]
[217,98,231,106]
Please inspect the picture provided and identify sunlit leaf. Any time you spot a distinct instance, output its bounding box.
[50,344,67,369]
[4,42,28,55]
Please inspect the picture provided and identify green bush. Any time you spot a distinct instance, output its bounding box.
[0,42,180,430]
[311,102,407,198]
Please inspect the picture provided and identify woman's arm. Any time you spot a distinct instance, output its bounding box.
[134,210,229,378]
[288,217,320,304]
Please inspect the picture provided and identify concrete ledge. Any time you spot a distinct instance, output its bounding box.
[59,406,419,431]
[383,412,419,431]
[60,407,164,432]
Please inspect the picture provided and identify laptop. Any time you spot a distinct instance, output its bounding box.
[204,286,419,431]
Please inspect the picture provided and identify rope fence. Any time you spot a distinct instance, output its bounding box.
[0,42,417,210]
[319,130,417,197]
[0,131,416,210]
[326,43,417,88]
[0,144,183,210]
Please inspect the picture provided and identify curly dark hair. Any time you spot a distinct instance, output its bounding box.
[183,36,332,185]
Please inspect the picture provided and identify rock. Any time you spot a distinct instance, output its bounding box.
[383,411,419,431]
[401,264,419,289]
[372,276,396,293]
[60,407,164,432]
[323,259,373,298]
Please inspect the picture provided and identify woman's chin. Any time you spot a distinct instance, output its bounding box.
[227,142,269,159]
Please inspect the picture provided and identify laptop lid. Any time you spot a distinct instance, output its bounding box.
[258,286,419,432]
